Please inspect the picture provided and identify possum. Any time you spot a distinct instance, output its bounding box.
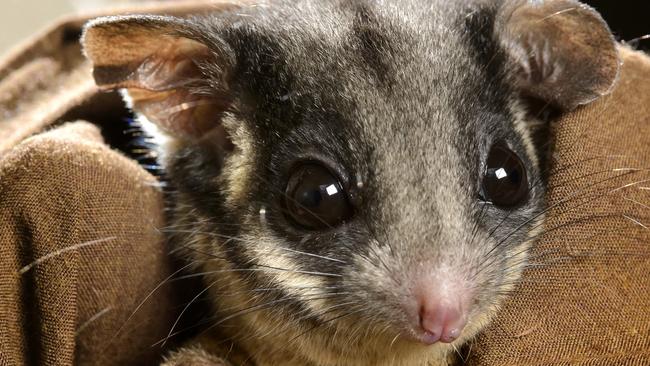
[81,0,620,365]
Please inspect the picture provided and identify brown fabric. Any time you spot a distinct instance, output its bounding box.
[468,47,650,365]
[0,122,179,365]
[0,2,648,366]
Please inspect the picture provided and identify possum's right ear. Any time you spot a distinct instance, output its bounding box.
[82,15,234,139]
[496,0,620,111]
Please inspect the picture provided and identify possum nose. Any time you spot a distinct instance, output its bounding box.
[416,289,469,344]
[418,300,467,344]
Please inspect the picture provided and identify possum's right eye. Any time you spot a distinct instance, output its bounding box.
[284,163,353,230]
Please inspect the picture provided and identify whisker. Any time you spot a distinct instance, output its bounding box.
[538,7,578,22]
[388,332,401,354]
[275,246,347,265]
[622,215,649,230]
[623,34,650,48]
[75,307,112,336]
[166,229,346,267]
[199,296,356,353]
[161,279,221,347]
[172,267,342,281]
[154,292,349,346]
[624,196,650,210]
[244,307,364,364]
[491,169,635,252]
[169,242,343,278]
[297,301,358,324]
[451,343,464,363]
[473,203,624,280]
[111,260,198,342]
[19,237,117,275]
[610,178,650,193]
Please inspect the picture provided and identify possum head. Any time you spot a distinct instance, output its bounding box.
[83,0,618,363]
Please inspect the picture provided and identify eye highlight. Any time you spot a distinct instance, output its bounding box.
[285,163,353,230]
[481,144,529,207]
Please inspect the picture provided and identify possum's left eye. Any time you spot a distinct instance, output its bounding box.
[481,144,529,207]
[285,164,353,230]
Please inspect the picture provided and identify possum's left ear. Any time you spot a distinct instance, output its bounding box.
[497,0,620,110]
[82,15,234,139]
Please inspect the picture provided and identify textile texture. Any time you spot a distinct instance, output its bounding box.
[0,2,648,365]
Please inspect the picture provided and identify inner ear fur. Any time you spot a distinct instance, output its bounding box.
[82,15,231,138]
[497,0,621,111]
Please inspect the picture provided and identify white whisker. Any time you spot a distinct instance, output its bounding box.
[276,246,347,264]
[623,215,649,230]
[19,237,117,275]
[538,7,577,22]
[76,307,112,336]
[611,178,650,193]
[624,196,650,210]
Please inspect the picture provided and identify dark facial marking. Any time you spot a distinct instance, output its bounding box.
[348,3,398,88]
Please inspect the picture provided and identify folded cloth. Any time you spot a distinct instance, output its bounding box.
[0,122,178,365]
[0,2,648,365]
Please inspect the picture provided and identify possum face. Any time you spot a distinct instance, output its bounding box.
[83,0,618,360]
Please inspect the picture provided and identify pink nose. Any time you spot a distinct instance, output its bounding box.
[418,299,467,344]
[413,283,469,344]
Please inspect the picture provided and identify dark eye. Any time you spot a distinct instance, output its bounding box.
[481,144,529,207]
[285,163,353,230]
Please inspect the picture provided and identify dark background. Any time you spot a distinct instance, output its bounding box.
[584,1,649,52]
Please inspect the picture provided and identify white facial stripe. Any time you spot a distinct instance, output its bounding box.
[509,99,541,172]
[242,232,329,314]
[219,114,256,210]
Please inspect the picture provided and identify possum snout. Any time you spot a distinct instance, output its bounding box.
[405,266,473,345]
